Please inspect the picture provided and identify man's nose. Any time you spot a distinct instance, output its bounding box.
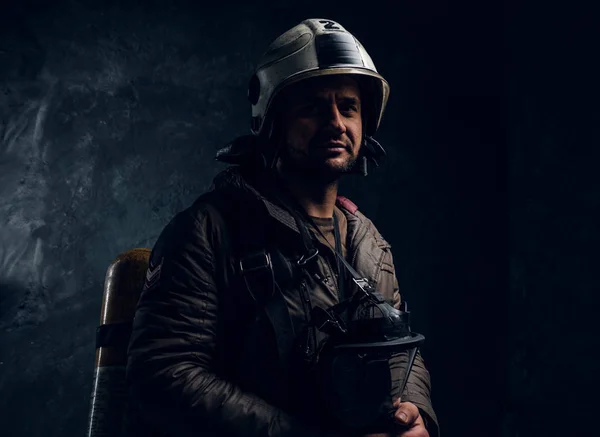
[323,105,346,134]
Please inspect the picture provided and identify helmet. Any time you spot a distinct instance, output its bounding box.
[216,18,389,174]
[247,18,390,138]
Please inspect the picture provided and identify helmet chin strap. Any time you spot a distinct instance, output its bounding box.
[350,120,370,176]
[353,154,369,177]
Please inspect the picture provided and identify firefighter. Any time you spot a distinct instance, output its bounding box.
[126,18,438,437]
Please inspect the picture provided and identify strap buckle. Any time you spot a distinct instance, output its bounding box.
[353,277,377,295]
[239,251,272,275]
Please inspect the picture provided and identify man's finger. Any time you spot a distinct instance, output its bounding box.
[393,401,420,426]
[396,413,429,437]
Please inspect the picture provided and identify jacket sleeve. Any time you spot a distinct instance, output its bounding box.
[126,206,336,437]
[388,255,440,437]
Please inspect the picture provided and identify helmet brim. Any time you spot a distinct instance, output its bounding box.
[258,67,390,138]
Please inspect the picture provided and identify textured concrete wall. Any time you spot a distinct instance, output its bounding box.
[0,1,597,436]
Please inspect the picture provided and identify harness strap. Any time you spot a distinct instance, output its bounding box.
[207,188,297,370]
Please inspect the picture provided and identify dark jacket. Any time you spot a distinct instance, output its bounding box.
[126,166,438,437]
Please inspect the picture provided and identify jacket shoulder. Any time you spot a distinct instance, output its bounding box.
[335,195,359,214]
[184,190,230,224]
[151,191,232,259]
[335,195,391,244]
[349,207,393,252]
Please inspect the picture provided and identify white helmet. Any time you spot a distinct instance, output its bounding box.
[247,18,390,138]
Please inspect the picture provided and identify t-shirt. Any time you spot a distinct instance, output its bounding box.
[308,206,348,259]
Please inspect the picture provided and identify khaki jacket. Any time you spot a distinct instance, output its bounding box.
[126,166,438,437]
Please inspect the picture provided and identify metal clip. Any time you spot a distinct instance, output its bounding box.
[296,248,319,266]
[311,307,347,335]
[353,277,376,295]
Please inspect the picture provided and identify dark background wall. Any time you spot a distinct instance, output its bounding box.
[0,0,597,436]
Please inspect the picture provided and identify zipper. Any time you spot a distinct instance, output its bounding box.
[306,234,341,300]
[322,254,340,300]
[299,280,311,317]
[299,279,315,357]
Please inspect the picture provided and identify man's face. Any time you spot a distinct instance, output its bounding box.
[277,75,363,180]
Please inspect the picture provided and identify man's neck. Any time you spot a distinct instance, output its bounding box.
[275,165,339,219]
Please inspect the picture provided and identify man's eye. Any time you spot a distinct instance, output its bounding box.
[340,105,358,114]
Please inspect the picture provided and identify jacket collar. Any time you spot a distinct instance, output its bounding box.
[212,166,391,285]
[212,166,352,229]
[212,165,301,233]
[211,165,386,253]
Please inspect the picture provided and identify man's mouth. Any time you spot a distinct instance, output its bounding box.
[319,140,348,151]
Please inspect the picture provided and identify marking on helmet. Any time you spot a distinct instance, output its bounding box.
[319,20,341,30]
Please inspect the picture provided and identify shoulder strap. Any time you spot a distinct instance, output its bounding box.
[203,188,297,368]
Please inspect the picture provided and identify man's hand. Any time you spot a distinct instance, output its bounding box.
[364,398,429,437]
[390,398,429,436]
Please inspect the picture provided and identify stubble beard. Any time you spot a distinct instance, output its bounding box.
[278,143,359,184]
